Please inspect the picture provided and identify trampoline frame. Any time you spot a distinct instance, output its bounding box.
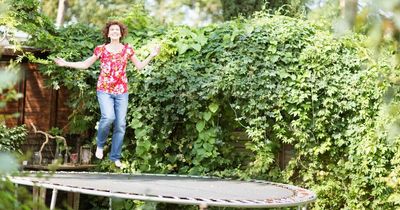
[9,171,316,210]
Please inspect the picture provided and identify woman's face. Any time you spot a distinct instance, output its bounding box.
[108,24,121,41]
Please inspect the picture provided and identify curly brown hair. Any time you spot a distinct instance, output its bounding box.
[101,20,128,43]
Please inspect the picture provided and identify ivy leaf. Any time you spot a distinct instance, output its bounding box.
[245,25,254,35]
[267,45,277,53]
[203,143,213,152]
[135,128,147,139]
[196,34,208,45]
[130,119,143,129]
[203,112,212,121]
[231,29,240,41]
[192,43,201,52]
[197,148,206,156]
[196,121,205,132]
[143,140,151,150]
[177,43,189,54]
[209,103,219,113]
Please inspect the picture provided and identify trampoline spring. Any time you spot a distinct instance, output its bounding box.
[236,200,254,204]
[144,194,158,197]
[194,197,205,201]
[222,199,233,203]
[161,195,175,199]
[228,200,249,204]
[247,200,261,204]
[209,198,230,203]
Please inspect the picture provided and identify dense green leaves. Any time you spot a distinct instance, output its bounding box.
[121,14,394,209]
[0,125,27,153]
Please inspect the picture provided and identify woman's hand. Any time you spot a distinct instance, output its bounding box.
[53,58,67,67]
[150,45,161,58]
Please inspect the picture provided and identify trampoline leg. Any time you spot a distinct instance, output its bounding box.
[109,197,112,210]
[50,188,58,210]
[14,184,18,209]
[199,203,208,210]
[33,186,46,210]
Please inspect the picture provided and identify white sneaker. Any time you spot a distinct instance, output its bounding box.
[114,160,122,168]
[95,147,103,159]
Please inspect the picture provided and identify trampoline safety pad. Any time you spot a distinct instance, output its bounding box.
[9,171,316,209]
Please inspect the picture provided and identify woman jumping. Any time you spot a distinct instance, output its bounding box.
[54,20,160,168]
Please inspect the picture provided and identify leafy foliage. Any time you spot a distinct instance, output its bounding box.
[41,23,103,134]
[0,0,55,47]
[0,124,27,153]
[120,14,393,209]
[0,69,22,121]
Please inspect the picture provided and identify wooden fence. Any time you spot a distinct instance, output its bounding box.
[1,47,71,159]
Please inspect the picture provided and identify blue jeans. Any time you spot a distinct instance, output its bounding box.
[96,91,128,161]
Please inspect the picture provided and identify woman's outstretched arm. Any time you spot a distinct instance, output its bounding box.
[130,45,161,70]
[54,55,98,69]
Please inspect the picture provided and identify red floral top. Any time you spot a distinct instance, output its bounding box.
[94,44,135,94]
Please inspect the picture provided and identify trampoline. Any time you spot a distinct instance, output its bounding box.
[9,171,316,209]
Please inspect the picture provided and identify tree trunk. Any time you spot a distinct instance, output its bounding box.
[56,0,67,28]
[340,0,358,28]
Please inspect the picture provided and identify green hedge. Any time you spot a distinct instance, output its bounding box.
[123,14,393,209]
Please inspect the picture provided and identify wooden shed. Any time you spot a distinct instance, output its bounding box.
[1,45,72,159]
